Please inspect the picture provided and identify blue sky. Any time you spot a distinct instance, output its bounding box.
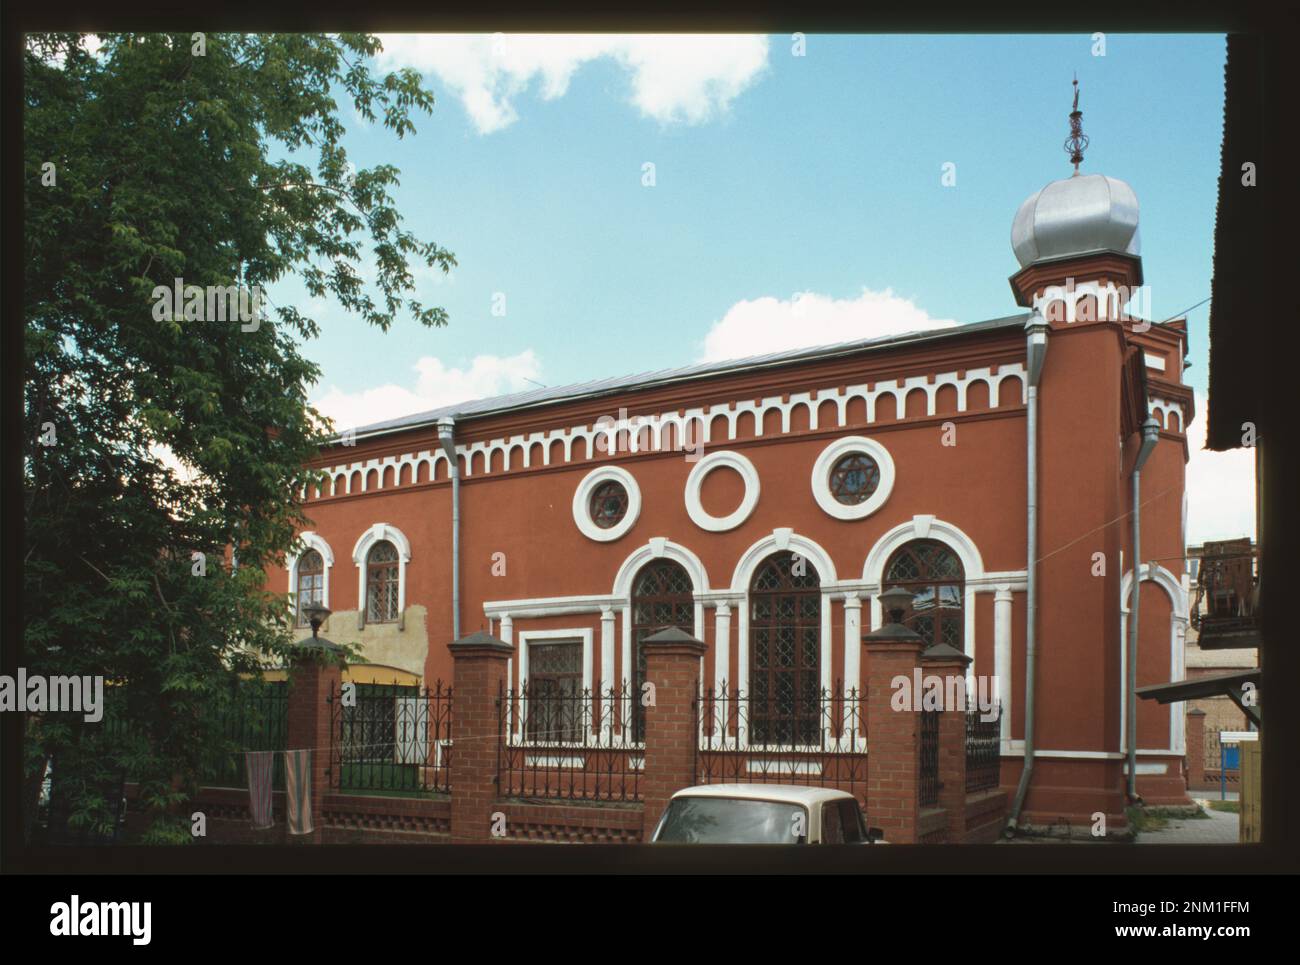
[275,33,1251,544]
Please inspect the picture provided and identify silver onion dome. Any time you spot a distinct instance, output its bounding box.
[1011,172,1140,269]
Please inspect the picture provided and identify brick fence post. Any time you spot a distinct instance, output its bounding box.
[285,640,345,844]
[921,643,973,843]
[1185,708,1207,790]
[640,626,707,840]
[448,630,513,843]
[863,589,927,844]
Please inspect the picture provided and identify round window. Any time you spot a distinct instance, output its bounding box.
[589,480,629,529]
[811,436,894,520]
[829,452,881,505]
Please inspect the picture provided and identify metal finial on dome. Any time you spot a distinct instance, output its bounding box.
[1064,75,1089,174]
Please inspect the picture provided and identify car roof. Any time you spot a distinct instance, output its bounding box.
[668,784,857,806]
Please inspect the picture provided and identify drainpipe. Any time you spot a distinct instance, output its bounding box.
[1126,415,1161,803]
[1006,310,1048,835]
[437,417,461,641]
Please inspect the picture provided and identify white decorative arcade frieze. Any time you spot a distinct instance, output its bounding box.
[1148,397,1187,433]
[303,362,1029,500]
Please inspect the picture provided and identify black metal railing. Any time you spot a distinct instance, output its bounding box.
[101,679,288,791]
[920,708,940,807]
[965,704,1001,793]
[497,680,641,802]
[331,681,453,795]
[694,682,868,803]
[192,680,290,791]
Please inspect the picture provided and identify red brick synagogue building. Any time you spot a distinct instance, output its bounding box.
[271,153,1196,836]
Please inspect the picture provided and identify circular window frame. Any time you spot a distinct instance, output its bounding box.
[573,466,641,542]
[812,436,895,520]
[684,450,760,532]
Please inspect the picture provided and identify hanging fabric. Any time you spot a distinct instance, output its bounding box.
[283,749,314,835]
[245,751,275,830]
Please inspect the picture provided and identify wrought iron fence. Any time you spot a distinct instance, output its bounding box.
[920,708,940,807]
[497,680,641,802]
[208,681,289,790]
[331,681,453,795]
[101,679,288,791]
[694,681,869,803]
[965,704,1001,793]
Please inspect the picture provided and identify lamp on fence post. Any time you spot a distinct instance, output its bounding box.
[299,605,347,660]
[871,586,923,643]
[304,605,330,639]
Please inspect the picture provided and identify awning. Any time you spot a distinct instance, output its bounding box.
[1136,669,1261,728]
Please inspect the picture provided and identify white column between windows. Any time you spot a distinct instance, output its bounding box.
[843,594,862,746]
[600,606,615,741]
[499,613,514,694]
[843,593,862,694]
[713,603,732,692]
[994,586,1012,744]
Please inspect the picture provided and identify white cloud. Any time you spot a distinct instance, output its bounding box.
[311,350,542,430]
[1184,388,1256,545]
[30,33,104,68]
[699,287,958,363]
[374,33,769,134]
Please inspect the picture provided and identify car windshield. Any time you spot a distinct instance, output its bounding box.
[655,797,808,844]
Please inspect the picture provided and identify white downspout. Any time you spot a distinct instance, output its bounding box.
[1007,310,1048,835]
[437,417,461,641]
[1126,415,1161,802]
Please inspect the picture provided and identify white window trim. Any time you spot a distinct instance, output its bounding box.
[811,435,896,520]
[287,531,335,620]
[515,628,595,745]
[352,523,412,626]
[684,450,760,532]
[572,466,642,542]
[1118,562,1190,757]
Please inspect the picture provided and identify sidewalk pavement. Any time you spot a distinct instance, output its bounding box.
[1135,802,1240,844]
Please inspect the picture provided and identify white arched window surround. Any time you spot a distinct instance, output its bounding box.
[731,529,839,710]
[352,523,412,625]
[1119,562,1190,755]
[287,531,335,612]
[611,539,709,714]
[572,465,642,542]
[862,515,985,674]
[811,435,896,520]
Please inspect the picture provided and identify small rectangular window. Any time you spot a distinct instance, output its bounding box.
[525,641,583,743]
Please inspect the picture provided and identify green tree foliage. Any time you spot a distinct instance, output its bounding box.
[23,33,455,842]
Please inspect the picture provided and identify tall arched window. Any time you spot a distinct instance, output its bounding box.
[295,549,325,626]
[366,541,401,623]
[630,560,694,742]
[883,539,965,651]
[749,551,821,746]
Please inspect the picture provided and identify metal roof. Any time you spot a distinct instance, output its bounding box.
[344,312,1031,443]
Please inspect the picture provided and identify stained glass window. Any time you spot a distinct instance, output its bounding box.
[828,452,881,505]
[589,480,629,529]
